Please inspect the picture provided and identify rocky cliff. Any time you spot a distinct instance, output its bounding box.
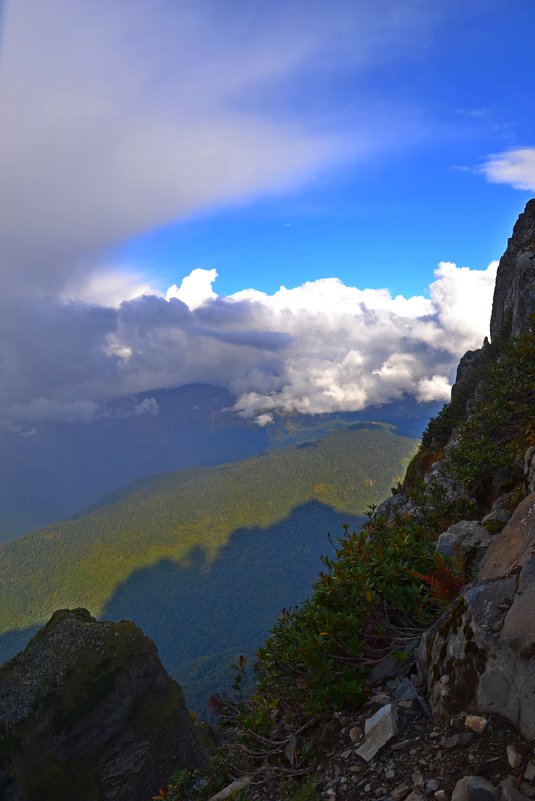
[415,199,535,742]
[490,198,535,340]
[0,608,204,801]
[198,201,535,801]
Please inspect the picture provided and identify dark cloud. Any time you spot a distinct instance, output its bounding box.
[0,263,497,429]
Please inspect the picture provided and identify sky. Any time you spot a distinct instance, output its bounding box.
[0,0,534,430]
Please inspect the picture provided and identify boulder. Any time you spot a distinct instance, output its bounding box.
[436,520,493,567]
[0,609,204,801]
[421,493,535,740]
[478,493,535,581]
[451,776,499,801]
[356,703,398,762]
[375,493,416,521]
[481,491,519,532]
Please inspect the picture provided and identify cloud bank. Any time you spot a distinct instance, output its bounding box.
[0,262,497,430]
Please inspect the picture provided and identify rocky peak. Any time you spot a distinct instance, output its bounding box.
[490,198,535,341]
[0,608,204,801]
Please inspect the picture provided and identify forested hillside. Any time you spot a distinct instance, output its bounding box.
[0,425,417,714]
[0,382,437,541]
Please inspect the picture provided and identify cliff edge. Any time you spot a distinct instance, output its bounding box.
[0,608,204,801]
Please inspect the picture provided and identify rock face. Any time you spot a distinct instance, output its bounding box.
[0,609,204,801]
[423,493,535,740]
[435,520,493,566]
[490,198,535,341]
[414,201,535,742]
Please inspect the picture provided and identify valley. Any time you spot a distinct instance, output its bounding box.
[0,425,418,715]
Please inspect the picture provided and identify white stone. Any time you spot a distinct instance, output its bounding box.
[356,703,398,762]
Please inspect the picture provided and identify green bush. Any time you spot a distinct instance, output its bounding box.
[450,326,535,496]
[230,513,458,734]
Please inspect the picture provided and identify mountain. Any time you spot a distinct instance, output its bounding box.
[208,200,535,799]
[0,424,418,715]
[0,609,204,801]
[0,384,439,541]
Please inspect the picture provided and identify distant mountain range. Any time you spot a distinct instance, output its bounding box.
[0,383,440,541]
[0,424,420,715]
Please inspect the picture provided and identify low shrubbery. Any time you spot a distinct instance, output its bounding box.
[450,327,535,497]
[199,323,535,797]
[207,511,468,791]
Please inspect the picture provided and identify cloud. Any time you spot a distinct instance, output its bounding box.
[0,262,497,430]
[481,148,535,191]
[0,0,439,294]
[12,398,101,425]
[62,268,162,308]
[133,397,159,417]
[166,269,218,310]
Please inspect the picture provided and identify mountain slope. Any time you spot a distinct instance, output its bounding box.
[203,200,535,799]
[0,384,439,541]
[0,425,417,714]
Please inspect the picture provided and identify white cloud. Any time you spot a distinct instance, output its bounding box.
[481,148,535,191]
[416,375,452,403]
[166,269,218,309]
[0,262,497,429]
[133,397,159,417]
[63,268,162,307]
[255,413,275,427]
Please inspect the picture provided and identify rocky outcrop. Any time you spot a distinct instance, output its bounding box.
[422,493,535,740]
[0,608,204,801]
[435,520,494,568]
[490,198,535,341]
[414,200,535,745]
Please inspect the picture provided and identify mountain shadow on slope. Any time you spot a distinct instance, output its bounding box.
[0,384,438,542]
[102,500,364,718]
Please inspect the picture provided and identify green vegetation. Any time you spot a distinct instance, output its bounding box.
[219,513,455,721]
[404,323,535,506]
[0,426,417,715]
[201,324,535,794]
[449,327,535,495]
[206,510,467,792]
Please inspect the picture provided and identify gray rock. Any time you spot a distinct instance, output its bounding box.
[369,654,408,685]
[507,744,523,770]
[451,776,499,801]
[423,493,535,741]
[523,761,535,782]
[436,520,493,565]
[357,704,398,762]
[375,494,415,521]
[479,493,535,581]
[391,784,411,801]
[0,609,203,801]
[394,678,418,702]
[412,771,424,788]
[501,776,532,801]
[524,447,535,494]
[490,198,535,341]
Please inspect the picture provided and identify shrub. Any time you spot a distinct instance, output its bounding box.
[223,512,462,735]
[449,326,535,496]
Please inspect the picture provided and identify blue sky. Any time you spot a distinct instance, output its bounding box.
[0,0,534,428]
[114,0,535,299]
